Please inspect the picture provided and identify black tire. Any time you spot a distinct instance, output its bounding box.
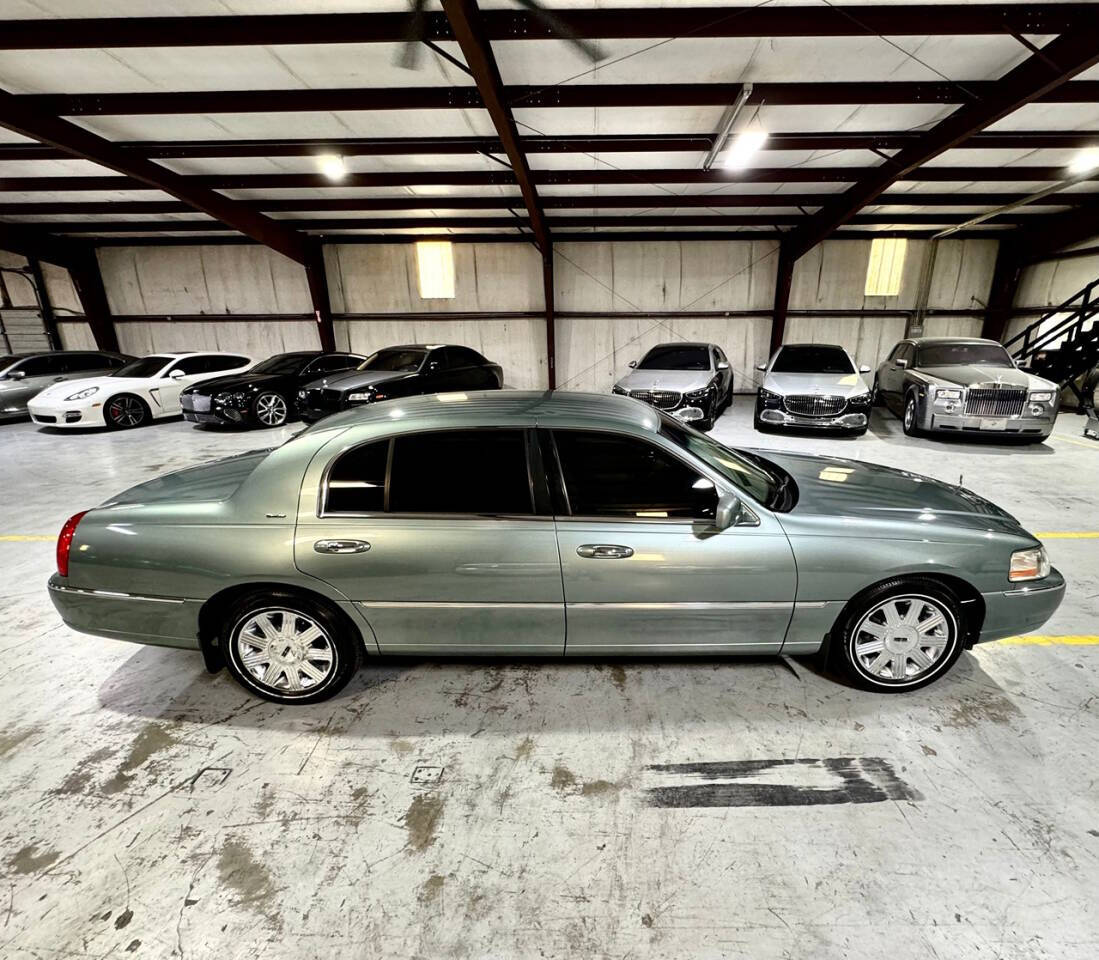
[104,394,149,430]
[220,590,362,704]
[252,391,289,428]
[834,578,965,692]
[902,392,922,437]
[871,376,883,407]
[697,417,714,432]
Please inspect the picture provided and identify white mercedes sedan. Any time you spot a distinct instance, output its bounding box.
[755,343,873,435]
[27,352,253,430]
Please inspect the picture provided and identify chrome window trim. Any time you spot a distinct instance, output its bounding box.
[50,583,187,604]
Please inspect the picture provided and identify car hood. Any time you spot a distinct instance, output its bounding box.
[615,369,712,392]
[302,368,410,392]
[32,375,148,399]
[762,372,869,396]
[104,449,272,505]
[914,365,1054,390]
[756,449,1022,533]
[186,371,282,396]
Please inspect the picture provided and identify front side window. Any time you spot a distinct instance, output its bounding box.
[637,345,711,371]
[917,342,1014,368]
[326,440,388,514]
[306,354,361,376]
[14,355,62,377]
[659,418,780,507]
[772,345,854,375]
[357,348,426,373]
[552,430,716,520]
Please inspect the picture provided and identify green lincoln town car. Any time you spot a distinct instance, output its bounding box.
[49,391,1064,704]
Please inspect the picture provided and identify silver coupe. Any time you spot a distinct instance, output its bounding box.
[48,391,1064,704]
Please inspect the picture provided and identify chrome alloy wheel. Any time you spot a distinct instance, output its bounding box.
[852,594,955,683]
[108,396,144,427]
[234,609,336,694]
[255,392,288,426]
[903,397,916,432]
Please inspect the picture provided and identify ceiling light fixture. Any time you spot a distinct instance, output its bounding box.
[318,155,347,181]
[1068,147,1099,175]
[723,129,769,171]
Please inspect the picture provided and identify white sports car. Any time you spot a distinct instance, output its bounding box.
[27,352,253,429]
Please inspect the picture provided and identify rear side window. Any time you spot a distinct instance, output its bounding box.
[14,355,63,376]
[325,440,389,514]
[448,346,487,367]
[65,353,111,372]
[306,354,360,375]
[552,430,715,520]
[206,354,250,372]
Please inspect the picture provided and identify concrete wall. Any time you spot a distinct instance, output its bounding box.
[1005,245,1099,345]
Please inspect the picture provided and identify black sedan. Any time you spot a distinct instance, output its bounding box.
[296,344,503,423]
[181,351,364,428]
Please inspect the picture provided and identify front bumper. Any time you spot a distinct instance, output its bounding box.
[27,401,101,428]
[976,567,1066,644]
[927,412,1055,437]
[759,408,868,431]
[48,576,202,650]
[180,394,250,426]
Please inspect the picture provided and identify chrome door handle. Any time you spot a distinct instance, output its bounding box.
[314,539,370,554]
[576,544,634,559]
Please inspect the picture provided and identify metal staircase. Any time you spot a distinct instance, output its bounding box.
[1005,277,1099,425]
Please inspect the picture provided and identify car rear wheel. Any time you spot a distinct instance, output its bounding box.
[220,592,361,704]
[253,391,289,427]
[902,393,922,436]
[835,579,964,692]
[105,394,149,430]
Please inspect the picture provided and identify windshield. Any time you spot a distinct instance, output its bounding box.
[638,345,710,371]
[113,355,172,378]
[772,345,854,375]
[358,348,426,373]
[917,343,1014,368]
[251,353,313,376]
[660,416,783,507]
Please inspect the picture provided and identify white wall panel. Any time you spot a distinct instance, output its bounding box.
[335,318,546,390]
[97,246,310,315]
[56,322,98,350]
[41,262,82,315]
[557,315,771,394]
[921,316,984,340]
[0,250,35,306]
[1005,251,1099,344]
[329,243,543,314]
[115,320,319,358]
[783,315,907,370]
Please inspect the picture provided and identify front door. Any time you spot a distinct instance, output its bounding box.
[547,429,797,655]
[295,427,565,654]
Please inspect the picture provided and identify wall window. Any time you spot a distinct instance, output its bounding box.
[864,237,908,297]
[415,241,456,299]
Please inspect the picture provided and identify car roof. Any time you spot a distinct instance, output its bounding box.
[144,351,249,359]
[317,390,661,434]
[907,337,999,346]
[647,341,713,349]
[777,342,847,351]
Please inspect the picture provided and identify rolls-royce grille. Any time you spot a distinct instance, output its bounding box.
[784,395,846,418]
[965,387,1026,418]
[628,389,681,410]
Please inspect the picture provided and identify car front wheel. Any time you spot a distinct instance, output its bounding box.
[902,393,922,436]
[253,391,289,427]
[220,591,362,704]
[105,394,149,430]
[835,579,964,692]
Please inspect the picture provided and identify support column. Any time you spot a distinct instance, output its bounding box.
[543,248,556,389]
[304,241,336,352]
[769,240,794,357]
[68,250,119,353]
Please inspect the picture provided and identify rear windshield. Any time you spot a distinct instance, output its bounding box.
[358,348,426,372]
[917,343,1013,367]
[638,345,710,371]
[772,345,854,375]
[114,355,172,378]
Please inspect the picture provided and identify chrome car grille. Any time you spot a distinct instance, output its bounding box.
[965,387,1026,418]
[784,395,846,418]
[628,389,681,410]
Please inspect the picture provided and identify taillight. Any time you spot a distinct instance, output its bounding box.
[57,511,88,577]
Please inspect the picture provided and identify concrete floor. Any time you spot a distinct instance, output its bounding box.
[1,403,1097,960]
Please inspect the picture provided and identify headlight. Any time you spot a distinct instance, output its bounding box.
[612,385,627,396]
[1009,546,1050,582]
[758,388,782,406]
[64,386,99,401]
[685,382,716,402]
[1029,391,1053,403]
[214,392,247,407]
[847,392,871,406]
[347,392,373,403]
[297,390,307,400]
[934,388,962,401]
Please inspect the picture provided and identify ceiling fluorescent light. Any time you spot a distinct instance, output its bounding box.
[723,129,769,171]
[318,155,347,181]
[1068,147,1099,175]
[416,241,456,299]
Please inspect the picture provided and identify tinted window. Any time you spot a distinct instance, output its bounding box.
[102,354,128,369]
[772,345,854,375]
[637,345,711,371]
[358,348,426,373]
[659,418,778,506]
[114,355,172,378]
[917,342,1013,368]
[206,355,250,372]
[390,430,531,515]
[65,353,114,373]
[305,354,361,375]
[448,346,486,367]
[553,430,715,520]
[170,356,210,375]
[896,344,914,365]
[13,355,62,376]
[325,440,389,514]
[251,353,314,376]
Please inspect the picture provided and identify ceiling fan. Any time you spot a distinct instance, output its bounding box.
[398,0,605,70]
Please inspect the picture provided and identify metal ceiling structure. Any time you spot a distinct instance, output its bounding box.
[1,2,1099,357]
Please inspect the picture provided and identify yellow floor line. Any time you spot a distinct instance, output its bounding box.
[0,534,54,542]
[1051,433,1099,449]
[996,635,1099,646]
[1035,532,1099,539]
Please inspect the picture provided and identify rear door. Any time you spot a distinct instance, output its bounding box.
[546,428,796,655]
[295,427,565,654]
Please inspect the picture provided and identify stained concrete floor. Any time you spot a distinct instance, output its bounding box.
[1,402,1097,960]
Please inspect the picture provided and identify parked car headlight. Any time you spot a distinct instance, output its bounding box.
[847,392,871,407]
[214,392,248,407]
[297,389,307,400]
[1009,546,1050,582]
[684,385,715,403]
[758,388,783,407]
[1029,391,1054,403]
[612,385,628,396]
[934,388,962,401]
[64,386,99,401]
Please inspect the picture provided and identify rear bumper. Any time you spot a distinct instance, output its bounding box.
[976,568,1066,644]
[48,576,201,650]
[760,409,867,431]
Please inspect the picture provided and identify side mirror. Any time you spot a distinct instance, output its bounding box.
[7,369,25,380]
[717,360,730,370]
[168,369,185,380]
[628,360,637,369]
[755,363,767,372]
[859,364,871,373]
[895,358,908,369]
[714,491,759,530]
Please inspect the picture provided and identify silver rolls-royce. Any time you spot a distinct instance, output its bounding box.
[874,337,1060,441]
[48,391,1064,705]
